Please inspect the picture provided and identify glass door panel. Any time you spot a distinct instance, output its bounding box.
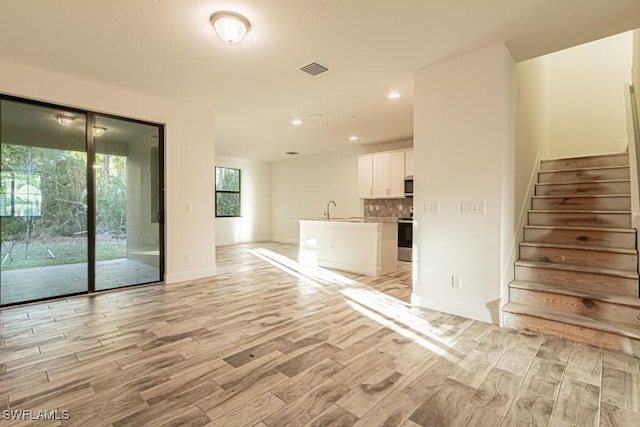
[93,116,162,290]
[1,100,88,304]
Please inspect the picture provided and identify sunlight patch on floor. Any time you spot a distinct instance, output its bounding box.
[246,246,460,361]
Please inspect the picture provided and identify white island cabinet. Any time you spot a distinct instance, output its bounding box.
[298,219,397,276]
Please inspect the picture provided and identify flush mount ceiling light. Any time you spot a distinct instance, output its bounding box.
[56,115,75,126]
[93,126,107,137]
[349,135,359,142]
[210,11,251,45]
[291,118,303,126]
[387,91,401,99]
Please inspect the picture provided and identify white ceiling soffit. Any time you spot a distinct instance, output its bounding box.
[0,1,639,162]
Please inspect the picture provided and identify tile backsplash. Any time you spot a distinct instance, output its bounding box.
[364,198,413,218]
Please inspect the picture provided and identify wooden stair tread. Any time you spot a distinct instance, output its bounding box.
[540,165,629,174]
[532,194,631,199]
[509,280,640,308]
[515,260,639,279]
[503,302,640,340]
[529,209,630,214]
[519,241,637,254]
[541,152,627,161]
[524,225,636,234]
[536,179,630,186]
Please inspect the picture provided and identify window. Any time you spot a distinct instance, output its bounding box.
[215,167,241,217]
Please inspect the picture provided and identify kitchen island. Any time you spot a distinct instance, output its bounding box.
[298,218,398,276]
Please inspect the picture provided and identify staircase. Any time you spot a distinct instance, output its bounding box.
[503,152,640,357]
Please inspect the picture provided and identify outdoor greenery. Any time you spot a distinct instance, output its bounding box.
[0,236,125,270]
[1,143,128,267]
[215,166,241,217]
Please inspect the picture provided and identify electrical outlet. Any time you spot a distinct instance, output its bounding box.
[451,275,462,288]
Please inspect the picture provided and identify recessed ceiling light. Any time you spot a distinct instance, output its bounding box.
[387,91,401,99]
[349,135,358,142]
[56,115,75,126]
[292,119,303,126]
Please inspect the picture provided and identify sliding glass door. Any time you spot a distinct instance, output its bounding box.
[0,100,88,304]
[94,115,162,290]
[0,96,164,306]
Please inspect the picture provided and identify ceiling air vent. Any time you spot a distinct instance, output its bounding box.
[299,62,329,76]
[285,151,299,156]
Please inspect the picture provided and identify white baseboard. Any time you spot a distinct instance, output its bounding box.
[165,266,218,284]
[271,236,299,244]
[411,293,498,324]
[319,259,379,277]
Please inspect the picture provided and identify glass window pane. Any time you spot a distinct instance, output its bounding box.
[216,167,240,191]
[94,115,162,291]
[216,192,240,217]
[1,99,88,305]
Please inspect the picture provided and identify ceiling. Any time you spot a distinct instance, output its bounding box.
[0,0,639,162]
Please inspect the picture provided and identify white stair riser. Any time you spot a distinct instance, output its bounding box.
[528,212,631,228]
[531,196,630,211]
[509,287,640,327]
[514,265,638,297]
[519,246,637,271]
[523,228,636,249]
[538,167,629,183]
[502,312,640,357]
[535,181,630,196]
[540,154,629,171]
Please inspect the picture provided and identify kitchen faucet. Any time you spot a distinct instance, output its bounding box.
[324,200,336,220]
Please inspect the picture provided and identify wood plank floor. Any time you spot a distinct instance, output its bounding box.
[1,241,639,426]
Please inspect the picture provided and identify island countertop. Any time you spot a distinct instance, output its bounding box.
[295,217,399,223]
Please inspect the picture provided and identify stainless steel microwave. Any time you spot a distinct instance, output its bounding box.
[404,176,413,197]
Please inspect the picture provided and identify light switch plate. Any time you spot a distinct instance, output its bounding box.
[461,201,486,214]
[424,201,440,213]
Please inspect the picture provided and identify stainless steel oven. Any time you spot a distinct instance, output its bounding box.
[398,218,412,262]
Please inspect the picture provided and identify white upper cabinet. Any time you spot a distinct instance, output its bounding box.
[373,154,390,197]
[389,151,405,197]
[405,149,414,177]
[357,155,373,198]
[364,151,406,198]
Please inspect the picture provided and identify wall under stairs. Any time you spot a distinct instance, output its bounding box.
[503,152,640,357]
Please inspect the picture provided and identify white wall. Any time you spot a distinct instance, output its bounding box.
[271,150,362,243]
[215,155,271,246]
[634,30,640,135]
[270,140,412,243]
[413,43,516,323]
[0,59,217,283]
[514,56,551,246]
[547,32,632,157]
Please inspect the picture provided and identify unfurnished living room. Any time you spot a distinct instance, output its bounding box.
[1,1,640,426]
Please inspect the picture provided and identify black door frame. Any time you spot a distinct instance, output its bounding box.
[0,93,166,307]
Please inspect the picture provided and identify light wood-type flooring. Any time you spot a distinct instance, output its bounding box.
[1,242,639,426]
